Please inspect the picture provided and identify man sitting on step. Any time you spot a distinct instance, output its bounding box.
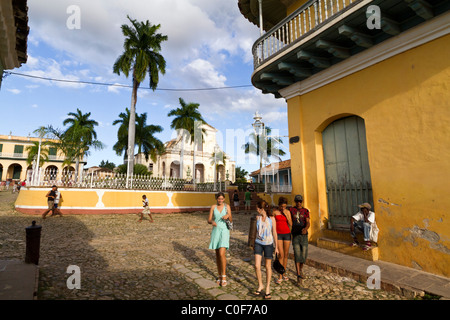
[350,203,377,251]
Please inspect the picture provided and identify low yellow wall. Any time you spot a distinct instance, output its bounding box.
[15,188,230,215]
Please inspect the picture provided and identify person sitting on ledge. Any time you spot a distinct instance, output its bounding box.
[350,202,377,251]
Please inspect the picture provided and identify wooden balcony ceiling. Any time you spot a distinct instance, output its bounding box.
[238,0,298,31]
[252,0,449,98]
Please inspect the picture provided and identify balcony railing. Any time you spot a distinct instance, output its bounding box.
[252,0,361,68]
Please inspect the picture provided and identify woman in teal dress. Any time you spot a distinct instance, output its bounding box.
[208,192,232,287]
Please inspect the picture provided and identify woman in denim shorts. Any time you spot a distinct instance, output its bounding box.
[253,200,278,299]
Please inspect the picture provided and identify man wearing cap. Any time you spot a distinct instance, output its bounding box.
[289,194,310,284]
[350,203,375,250]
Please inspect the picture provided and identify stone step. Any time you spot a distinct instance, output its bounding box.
[317,237,379,261]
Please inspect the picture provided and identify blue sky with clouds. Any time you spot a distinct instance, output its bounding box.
[0,0,290,175]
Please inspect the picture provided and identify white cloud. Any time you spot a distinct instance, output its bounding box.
[181,59,227,88]
[7,89,21,94]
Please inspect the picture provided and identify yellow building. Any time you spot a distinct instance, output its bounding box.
[0,134,85,183]
[239,0,450,276]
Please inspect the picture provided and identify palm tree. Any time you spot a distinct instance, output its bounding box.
[25,141,50,167]
[113,109,165,163]
[113,16,168,180]
[62,108,104,181]
[112,108,132,161]
[167,98,207,185]
[242,126,286,182]
[210,148,227,188]
[135,112,165,163]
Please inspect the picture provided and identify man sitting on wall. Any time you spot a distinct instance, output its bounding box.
[350,203,378,251]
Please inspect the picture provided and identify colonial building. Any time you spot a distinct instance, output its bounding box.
[0,0,29,88]
[134,123,236,183]
[250,159,292,192]
[0,134,85,182]
[239,0,450,277]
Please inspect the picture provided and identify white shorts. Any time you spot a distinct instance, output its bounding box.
[142,207,151,214]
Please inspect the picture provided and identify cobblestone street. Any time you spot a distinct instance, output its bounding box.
[0,190,407,300]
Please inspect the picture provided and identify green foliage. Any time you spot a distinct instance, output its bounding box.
[117,163,151,176]
[99,160,116,170]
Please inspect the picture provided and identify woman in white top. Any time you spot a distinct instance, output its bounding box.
[253,200,278,299]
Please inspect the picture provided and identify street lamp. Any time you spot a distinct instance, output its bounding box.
[252,111,265,185]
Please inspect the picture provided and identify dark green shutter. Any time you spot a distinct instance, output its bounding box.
[322,116,373,228]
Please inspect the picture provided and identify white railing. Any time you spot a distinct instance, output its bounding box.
[25,168,230,192]
[270,184,292,193]
[0,152,66,161]
[253,0,359,68]
[0,152,26,158]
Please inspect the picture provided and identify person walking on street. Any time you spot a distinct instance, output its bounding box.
[253,200,278,299]
[139,195,154,222]
[273,197,292,284]
[42,185,57,219]
[208,192,232,287]
[233,189,240,211]
[51,186,63,217]
[289,195,310,284]
[244,189,252,213]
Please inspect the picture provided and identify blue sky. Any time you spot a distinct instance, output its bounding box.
[0,0,289,176]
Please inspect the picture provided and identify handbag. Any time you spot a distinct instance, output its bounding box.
[223,205,233,230]
[273,253,285,274]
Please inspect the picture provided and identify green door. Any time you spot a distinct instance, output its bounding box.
[12,165,22,180]
[322,116,373,229]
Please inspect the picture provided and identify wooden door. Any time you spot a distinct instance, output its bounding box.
[322,116,373,228]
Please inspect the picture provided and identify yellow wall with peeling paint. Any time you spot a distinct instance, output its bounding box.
[286,35,450,277]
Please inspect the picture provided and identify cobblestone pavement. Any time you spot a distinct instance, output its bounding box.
[0,190,408,300]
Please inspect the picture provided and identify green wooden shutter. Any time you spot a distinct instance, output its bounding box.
[14,145,24,154]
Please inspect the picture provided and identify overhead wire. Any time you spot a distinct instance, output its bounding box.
[3,71,253,91]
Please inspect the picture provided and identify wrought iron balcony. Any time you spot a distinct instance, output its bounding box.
[250,0,449,97]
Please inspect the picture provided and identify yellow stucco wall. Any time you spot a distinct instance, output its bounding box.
[257,193,293,208]
[286,35,450,276]
[15,188,229,214]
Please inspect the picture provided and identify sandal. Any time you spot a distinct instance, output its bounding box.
[264,293,272,299]
[221,276,227,287]
[283,275,289,281]
[254,290,262,296]
[275,278,283,284]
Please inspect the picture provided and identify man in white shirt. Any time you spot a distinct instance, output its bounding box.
[350,203,375,250]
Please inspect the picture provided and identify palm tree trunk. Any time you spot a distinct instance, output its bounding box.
[193,140,196,188]
[180,134,184,179]
[127,76,138,185]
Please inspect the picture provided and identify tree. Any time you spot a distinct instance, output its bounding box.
[112,108,131,161]
[235,166,249,183]
[167,98,207,185]
[62,108,104,181]
[117,163,151,176]
[113,16,168,179]
[113,109,165,163]
[242,126,286,182]
[135,112,165,162]
[25,141,50,167]
[99,160,116,170]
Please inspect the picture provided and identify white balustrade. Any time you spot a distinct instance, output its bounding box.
[253,0,357,68]
[25,168,229,192]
